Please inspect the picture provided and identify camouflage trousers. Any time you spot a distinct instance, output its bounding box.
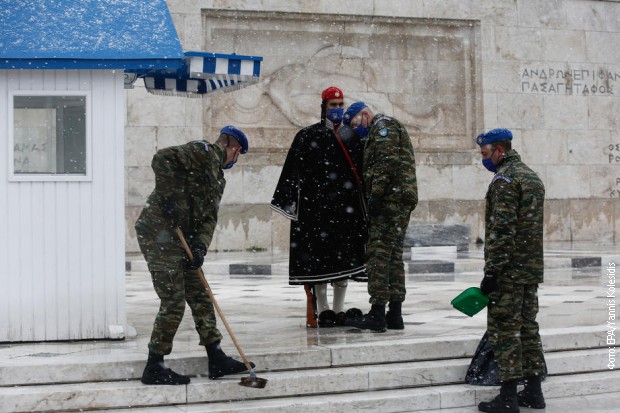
[136,226,223,355]
[365,206,413,305]
[146,266,223,355]
[487,282,546,382]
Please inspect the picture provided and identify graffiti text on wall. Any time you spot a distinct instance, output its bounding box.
[521,67,619,95]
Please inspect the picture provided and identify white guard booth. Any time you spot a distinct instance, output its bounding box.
[0,0,185,342]
[0,1,262,342]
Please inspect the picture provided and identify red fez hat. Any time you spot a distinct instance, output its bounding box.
[321,86,344,101]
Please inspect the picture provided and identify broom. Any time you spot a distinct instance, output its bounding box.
[174,227,268,389]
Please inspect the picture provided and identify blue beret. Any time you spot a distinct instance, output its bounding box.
[476,128,513,146]
[343,101,367,125]
[220,125,248,154]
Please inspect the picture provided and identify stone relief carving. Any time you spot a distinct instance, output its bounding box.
[205,12,480,149]
[262,45,444,131]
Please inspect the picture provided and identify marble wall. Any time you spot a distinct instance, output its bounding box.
[125,0,620,253]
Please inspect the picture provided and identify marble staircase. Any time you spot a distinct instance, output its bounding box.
[0,326,615,413]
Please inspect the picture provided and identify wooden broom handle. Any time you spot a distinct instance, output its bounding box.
[174,227,252,372]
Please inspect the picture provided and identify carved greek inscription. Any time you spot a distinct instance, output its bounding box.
[521,67,619,95]
[603,145,620,198]
[612,177,620,198]
[610,144,620,164]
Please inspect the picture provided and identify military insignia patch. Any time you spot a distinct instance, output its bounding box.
[379,128,388,137]
[192,141,210,152]
[492,174,511,184]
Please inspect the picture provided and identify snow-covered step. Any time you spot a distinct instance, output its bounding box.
[0,326,606,387]
[81,371,620,413]
[411,246,458,261]
[0,347,611,413]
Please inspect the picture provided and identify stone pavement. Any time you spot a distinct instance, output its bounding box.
[1,241,619,412]
[120,241,618,356]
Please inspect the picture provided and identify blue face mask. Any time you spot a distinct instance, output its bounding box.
[482,158,497,172]
[223,160,236,169]
[354,125,370,138]
[482,150,497,172]
[327,108,344,123]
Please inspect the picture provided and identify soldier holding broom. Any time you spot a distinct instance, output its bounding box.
[134,126,254,385]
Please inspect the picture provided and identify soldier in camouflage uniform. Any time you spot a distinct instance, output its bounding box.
[476,128,546,413]
[342,102,418,332]
[135,126,254,385]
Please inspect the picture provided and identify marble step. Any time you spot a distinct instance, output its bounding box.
[0,347,612,413]
[0,326,606,386]
[0,364,619,413]
[85,370,620,413]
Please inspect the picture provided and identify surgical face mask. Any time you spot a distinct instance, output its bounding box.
[223,160,236,169]
[482,158,497,173]
[482,149,497,172]
[354,125,370,138]
[327,107,344,123]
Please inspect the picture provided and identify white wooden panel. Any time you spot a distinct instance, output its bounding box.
[94,71,122,336]
[91,71,107,338]
[31,181,47,341]
[55,182,71,340]
[0,72,7,340]
[39,65,59,340]
[43,182,58,339]
[18,183,34,340]
[5,176,21,340]
[112,72,127,327]
[0,69,126,342]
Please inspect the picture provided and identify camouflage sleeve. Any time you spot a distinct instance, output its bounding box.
[194,143,225,249]
[152,146,189,202]
[365,127,400,212]
[397,122,418,209]
[484,176,518,276]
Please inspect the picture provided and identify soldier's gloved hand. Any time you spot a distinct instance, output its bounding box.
[480,273,498,295]
[185,243,207,270]
[160,196,179,226]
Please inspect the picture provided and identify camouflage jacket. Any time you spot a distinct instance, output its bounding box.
[484,149,545,284]
[135,140,226,263]
[363,114,418,214]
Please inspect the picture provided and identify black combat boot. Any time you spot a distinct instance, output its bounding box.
[206,341,255,379]
[478,379,520,412]
[345,304,387,332]
[518,375,546,409]
[386,301,404,330]
[318,309,337,327]
[141,351,190,385]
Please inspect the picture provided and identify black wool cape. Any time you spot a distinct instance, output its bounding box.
[271,123,368,285]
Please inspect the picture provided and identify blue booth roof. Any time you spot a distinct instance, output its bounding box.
[0,0,184,70]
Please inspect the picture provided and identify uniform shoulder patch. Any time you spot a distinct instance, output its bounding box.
[192,141,210,152]
[492,174,511,184]
[374,117,390,137]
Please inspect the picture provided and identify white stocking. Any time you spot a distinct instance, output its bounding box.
[332,279,348,313]
[314,283,329,313]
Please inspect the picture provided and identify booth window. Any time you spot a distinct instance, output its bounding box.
[11,94,90,181]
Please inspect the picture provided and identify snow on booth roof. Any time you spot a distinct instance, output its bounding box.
[0,0,262,96]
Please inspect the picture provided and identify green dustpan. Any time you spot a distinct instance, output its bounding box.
[451,287,489,317]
